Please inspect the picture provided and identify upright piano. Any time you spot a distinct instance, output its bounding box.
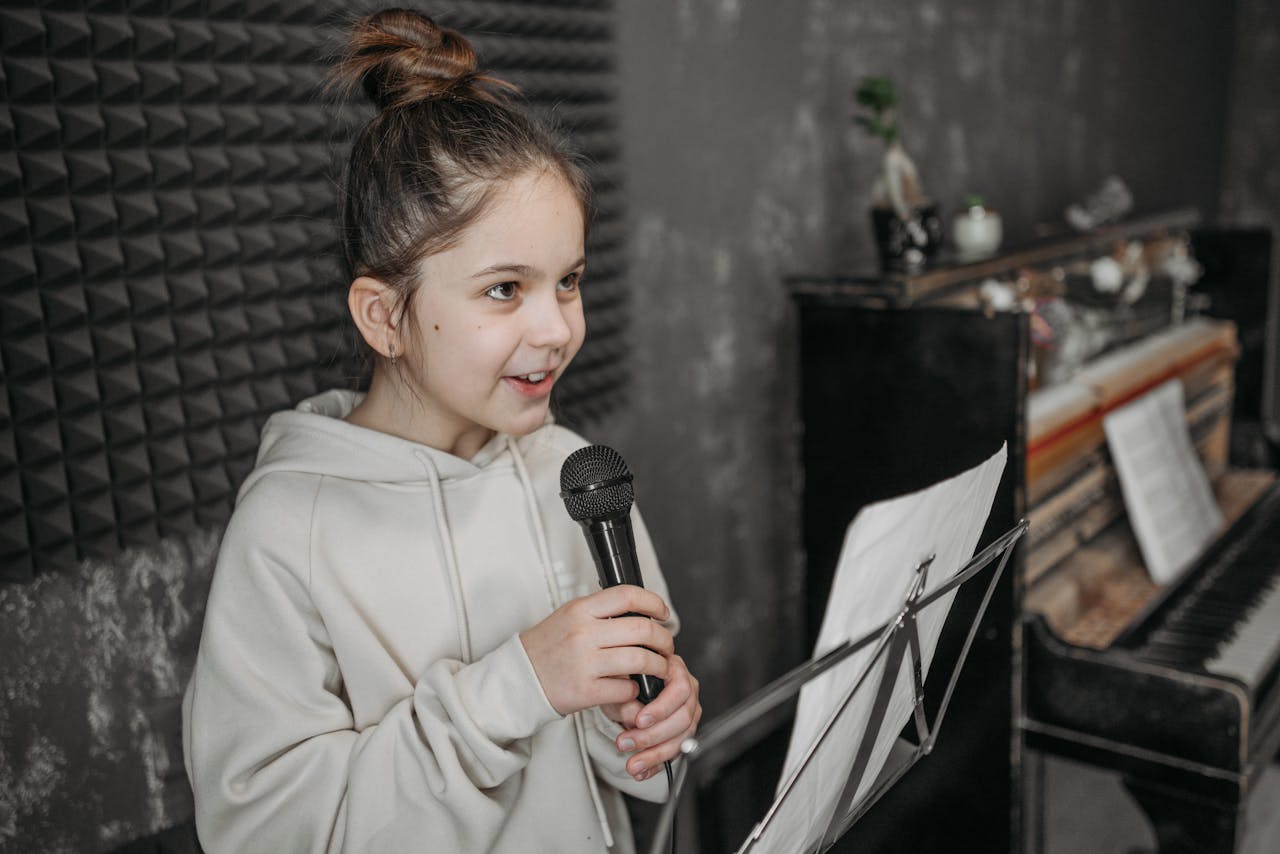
[789,209,1279,854]
[1021,275,1280,850]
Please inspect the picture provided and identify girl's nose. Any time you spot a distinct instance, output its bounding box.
[526,290,573,349]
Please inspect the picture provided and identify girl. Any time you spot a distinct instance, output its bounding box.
[182,10,700,853]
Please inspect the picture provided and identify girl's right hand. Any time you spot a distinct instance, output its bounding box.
[520,585,674,717]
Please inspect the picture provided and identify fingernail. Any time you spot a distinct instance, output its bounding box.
[637,714,653,728]
[631,761,646,775]
[619,738,635,751]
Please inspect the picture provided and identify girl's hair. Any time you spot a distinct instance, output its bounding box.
[328,9,594,322]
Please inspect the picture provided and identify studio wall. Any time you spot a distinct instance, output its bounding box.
[601,0,1238,765]
[1221,0,1280,235]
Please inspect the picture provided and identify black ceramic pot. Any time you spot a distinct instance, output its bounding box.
[870,202,944,272]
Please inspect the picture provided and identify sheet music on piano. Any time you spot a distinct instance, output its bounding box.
[1103,378,1224,585]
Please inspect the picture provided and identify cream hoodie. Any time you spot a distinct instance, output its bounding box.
[183,390,675,853]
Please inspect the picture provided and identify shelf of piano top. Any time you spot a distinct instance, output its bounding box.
[785,207,1202,306]
[1022,316,1276,650]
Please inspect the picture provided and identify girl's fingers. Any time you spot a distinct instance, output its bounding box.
[596,646,669,680]
[594,677,643,708]
[626,705,703,779]
[633,655,696,730]
[523,588,675,717]
[616,656,701,778]
[615,684,690,751]
[617,694,692,754]
[598,616,674,657]
[601,698,644,729]
[583,585,670,621]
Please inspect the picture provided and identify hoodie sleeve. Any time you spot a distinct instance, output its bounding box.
[183,475,563,854]
[579,503,681,803]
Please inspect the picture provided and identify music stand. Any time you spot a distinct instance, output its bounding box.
[647,519,1027,854]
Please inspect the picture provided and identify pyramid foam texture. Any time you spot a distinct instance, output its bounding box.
[1,1,628,581]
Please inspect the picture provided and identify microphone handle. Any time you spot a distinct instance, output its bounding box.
[583,516,665,704]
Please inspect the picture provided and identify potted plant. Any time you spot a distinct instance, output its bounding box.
[855,76,942,271]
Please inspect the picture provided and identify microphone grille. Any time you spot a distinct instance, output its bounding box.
[559,444,634,521]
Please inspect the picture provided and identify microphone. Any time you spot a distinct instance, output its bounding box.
[560,444,665,704]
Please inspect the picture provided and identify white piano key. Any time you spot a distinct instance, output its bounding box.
[1207,574,1280,687]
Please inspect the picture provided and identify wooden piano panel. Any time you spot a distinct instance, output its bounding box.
[1022,318,1254,647]
[1025,468,1275,649]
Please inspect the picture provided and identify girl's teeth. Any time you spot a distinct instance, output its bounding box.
[524,372,547,382]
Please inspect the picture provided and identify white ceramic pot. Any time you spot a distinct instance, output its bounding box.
[952,207,1003,259]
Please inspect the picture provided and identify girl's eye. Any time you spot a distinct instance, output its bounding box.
[485,282,517,301]
[557,272,581,293]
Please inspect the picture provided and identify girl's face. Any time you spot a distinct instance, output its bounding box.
[399,168,587,454]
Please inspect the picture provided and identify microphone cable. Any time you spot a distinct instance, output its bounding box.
[663,758,675,854]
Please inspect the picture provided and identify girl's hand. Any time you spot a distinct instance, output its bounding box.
[611,654,701,782]
[520,585,674,717]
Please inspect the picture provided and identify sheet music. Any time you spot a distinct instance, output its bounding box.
[744,444,1007,854]
[1102,378,1223,585]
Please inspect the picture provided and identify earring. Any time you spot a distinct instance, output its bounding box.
[389,344,396,367]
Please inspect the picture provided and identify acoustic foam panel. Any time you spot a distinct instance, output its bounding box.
[1,1,628,581]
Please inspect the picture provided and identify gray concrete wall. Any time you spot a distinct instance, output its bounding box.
[1221,0,1280,233]
[0,531,218,852]
[596,0,1240,720]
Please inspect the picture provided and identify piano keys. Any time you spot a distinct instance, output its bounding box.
[1207,560,1280,688]
[1121,483,1280,687]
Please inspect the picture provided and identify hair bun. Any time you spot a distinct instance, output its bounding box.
[332,9,516,111]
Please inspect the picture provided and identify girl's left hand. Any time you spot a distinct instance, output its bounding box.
[602,654,702,782]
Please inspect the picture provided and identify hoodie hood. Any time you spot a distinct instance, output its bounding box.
[240,389,545,498]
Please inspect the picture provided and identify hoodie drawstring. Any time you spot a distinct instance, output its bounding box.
[413,449,474,664]
[508,437,616,851]
[509,438,563,615]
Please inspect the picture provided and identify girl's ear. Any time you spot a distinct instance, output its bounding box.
[348,276,402,358]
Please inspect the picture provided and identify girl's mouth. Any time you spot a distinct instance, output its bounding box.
[504,370,555,397]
